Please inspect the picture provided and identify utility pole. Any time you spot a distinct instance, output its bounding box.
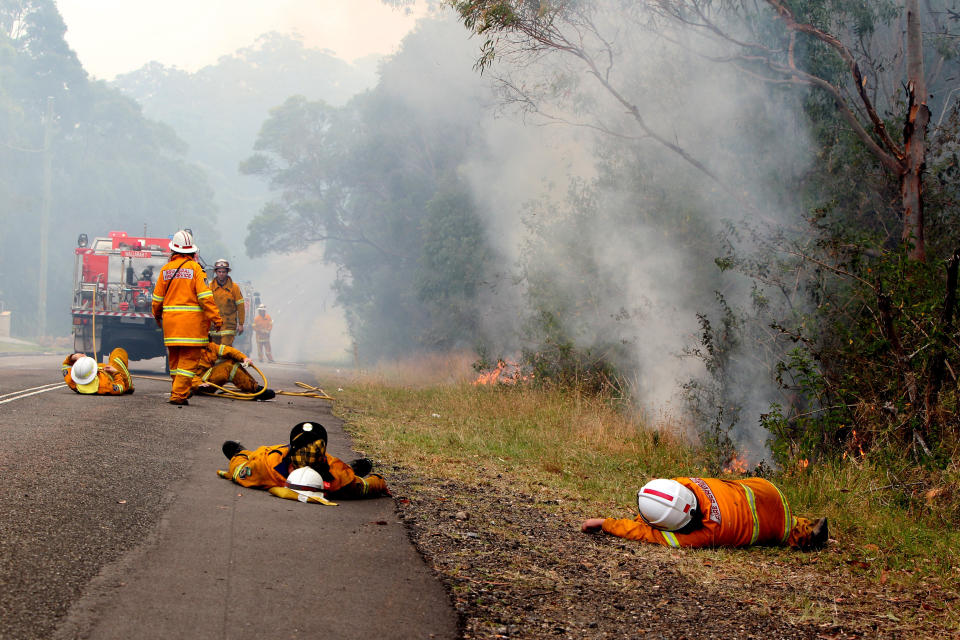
[38,96,54,338]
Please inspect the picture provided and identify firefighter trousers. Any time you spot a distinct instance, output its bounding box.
[200,361,257,392]
[210,333,236,346]
[108,347,134,392]
[167,346,203,402]
[256,335,273,361]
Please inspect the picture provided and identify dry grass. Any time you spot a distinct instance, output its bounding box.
[359,350,479,387]
[329,373,704,510]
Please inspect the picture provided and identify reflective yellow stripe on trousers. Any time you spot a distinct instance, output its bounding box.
[771,482,792,544]
[742,484,760,545]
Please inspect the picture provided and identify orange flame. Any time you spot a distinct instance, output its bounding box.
[722,453,748,475]
[473,360,533,386]
[797,458,809,470]
[849,429,866,458]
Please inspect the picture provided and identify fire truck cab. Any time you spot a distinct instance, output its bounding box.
[72,231,172,361]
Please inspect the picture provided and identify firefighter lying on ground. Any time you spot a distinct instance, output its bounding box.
[581,477,828,551]
[62,348,134,395]
[217,421,390,503]
[190,341,276,401]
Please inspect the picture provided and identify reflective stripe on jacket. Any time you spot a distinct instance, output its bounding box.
[602,477,792,548]
[208,277,244,331]
[152,257,222,346]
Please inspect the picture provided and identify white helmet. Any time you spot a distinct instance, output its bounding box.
[285,466,327,500]
[257,305,266,311]
[169,229,198,253]
[70,356,99,393]
[637,479,698,531]
[214,258,230,271]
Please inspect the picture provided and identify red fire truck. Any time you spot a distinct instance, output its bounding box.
[72,231,173,361]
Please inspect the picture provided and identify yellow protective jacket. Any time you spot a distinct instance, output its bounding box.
[226,444,385,498]
[602,477,793,548]
[61,350,132,395]
[208,276,244,336]
[253,313,272,337]
[152,256,222,346]
[190,342,252,390]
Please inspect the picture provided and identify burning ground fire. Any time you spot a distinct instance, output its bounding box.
[722,453,749,475]
[473,359,533,386]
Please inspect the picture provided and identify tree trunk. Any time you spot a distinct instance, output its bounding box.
[901,0,930,262]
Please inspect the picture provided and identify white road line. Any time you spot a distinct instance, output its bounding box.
[0,382,65,400]
[0,382,65,405]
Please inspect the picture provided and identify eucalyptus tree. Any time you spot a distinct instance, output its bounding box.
[450,0,956,262]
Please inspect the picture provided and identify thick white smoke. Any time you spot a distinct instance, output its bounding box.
[452,3,814,456]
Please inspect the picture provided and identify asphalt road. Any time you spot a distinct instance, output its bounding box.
[0,354,457,640]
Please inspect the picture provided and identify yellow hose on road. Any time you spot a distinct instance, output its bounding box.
[195,362,268,400]
[132,369,334,401]
[132,365,267,400]
[132,374,171,382]
[277,382,334,400]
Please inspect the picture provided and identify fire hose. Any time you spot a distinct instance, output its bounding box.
[277,382,335,400]
[132,368,334,401]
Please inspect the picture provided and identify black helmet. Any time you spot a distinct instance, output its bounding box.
[289,421,327,451]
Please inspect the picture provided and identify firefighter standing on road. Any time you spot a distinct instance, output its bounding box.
[62,349,134,395]
[152,230,222,406]
[252,304,274,362]
[581,476,828,551]
[208,259,245,347]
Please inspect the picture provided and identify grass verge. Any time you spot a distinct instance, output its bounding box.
[322,363,959,632]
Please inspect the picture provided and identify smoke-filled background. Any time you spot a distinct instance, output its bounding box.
[4,1,959,461]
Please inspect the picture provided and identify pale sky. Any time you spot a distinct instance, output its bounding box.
[55,0,430,80]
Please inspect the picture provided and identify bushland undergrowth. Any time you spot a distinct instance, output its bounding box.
[326,362,959,594]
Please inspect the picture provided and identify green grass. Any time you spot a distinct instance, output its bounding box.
[327,371,960,593]
[0,340,52,353]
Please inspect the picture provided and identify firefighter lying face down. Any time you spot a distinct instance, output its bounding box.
[581,477,828,551]
[62,349,134,395]
[217,421,389,504]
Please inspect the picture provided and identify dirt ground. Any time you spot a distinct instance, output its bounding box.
[384,466,958,640]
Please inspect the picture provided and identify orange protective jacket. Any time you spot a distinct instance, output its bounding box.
[227,444,384,497]
[208,277,244,334]
[253,313,272,337]
[190,342,255,391]
[602,477,793,548]
[61,350,132,395]
[152,256,222,346]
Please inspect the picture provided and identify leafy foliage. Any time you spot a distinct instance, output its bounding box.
[0,0,218,335]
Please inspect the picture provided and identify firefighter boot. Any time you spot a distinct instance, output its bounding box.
[222,441,245,460]
[253,386,276,401]
[349,458,373,477]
